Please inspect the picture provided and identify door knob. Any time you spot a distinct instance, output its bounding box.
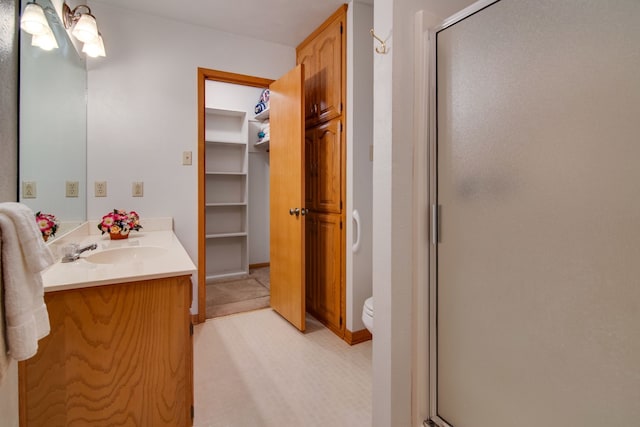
[289,208,300,216]
[300,208,309,216]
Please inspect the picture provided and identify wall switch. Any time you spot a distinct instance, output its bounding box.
[22,181,36,198]
[132,181,144,197]
[66,181,79,198]
[95,181,107,197]
[182,151,192,165]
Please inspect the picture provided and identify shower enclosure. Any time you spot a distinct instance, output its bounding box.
[429,0,640,425]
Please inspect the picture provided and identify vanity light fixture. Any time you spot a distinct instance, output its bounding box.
[62,2,107,57]
[20,1,106,57]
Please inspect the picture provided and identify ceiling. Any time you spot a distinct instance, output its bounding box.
[91,0,372,47]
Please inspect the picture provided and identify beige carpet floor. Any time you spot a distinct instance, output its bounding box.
[193,308,372,427]
[206,267,270,318]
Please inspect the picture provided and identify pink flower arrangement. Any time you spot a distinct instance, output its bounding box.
[98,209,142,236]
[35,211,58,240]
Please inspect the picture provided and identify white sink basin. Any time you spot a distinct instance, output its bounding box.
[84,246,168,264]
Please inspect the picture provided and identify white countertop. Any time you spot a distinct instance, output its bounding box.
[43,218,196,292]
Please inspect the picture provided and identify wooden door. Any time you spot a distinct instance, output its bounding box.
[269,64,306,331]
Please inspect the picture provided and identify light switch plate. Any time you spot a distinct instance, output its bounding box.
[132,182,144,197]
[182,151,192,165]
[22,181,36,198]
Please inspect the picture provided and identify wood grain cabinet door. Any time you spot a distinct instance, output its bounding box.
[297,42,317,128]
[305,212,318,313]
[305,127,316,210]
[313,212,343,333]
[297,7,345,128]
[315,118,343,214]
[19,276,194,427]
[315,15,344,125]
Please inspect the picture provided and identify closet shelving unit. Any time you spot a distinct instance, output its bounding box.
[204,107,249,280]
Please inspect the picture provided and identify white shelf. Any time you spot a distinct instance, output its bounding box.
[205,108,246,117]
[205,171,247,176]
[206,271,247,282]
[204,104,250,281]
[254,139,270,148]
[205,139,247,145]
[205,202,247,207]
[254,108,270,121]
[205,235,248,279]
[206,232,248,239]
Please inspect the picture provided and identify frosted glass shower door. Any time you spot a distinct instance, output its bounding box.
[433,1,640,426]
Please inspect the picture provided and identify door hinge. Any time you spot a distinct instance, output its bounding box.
[191,405,194,420]
[190,323,194,336]
[340,23,343,34]
[340,103,343,114]
[340,200,343,210]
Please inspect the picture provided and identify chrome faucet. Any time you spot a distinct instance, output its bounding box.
[61,243,97,263]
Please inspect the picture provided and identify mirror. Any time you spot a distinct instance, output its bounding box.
[19,0,87,234]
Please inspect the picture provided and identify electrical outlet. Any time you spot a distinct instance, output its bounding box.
[182,151,192,165]
[132,181,144,197]
[22,181,36,198]
[95,181,107,197]
[66,181,79,198]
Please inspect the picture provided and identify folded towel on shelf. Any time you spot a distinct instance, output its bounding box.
[255,101,269,115]
[0,202,56,363]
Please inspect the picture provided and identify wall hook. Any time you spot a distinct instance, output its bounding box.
[370,29,388,54]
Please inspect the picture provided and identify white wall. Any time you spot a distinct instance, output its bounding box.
[346,1,374,332]
[371,0,474,425]
[86,2,295,312]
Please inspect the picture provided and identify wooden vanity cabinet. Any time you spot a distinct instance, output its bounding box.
[297,5,345,128]
[19,276,194,427]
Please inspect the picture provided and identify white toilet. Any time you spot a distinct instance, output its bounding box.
[362,297,373,334]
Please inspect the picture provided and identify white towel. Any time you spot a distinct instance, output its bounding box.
[0,202,56,362]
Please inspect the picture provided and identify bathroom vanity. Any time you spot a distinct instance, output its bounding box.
[18,220,196,427]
